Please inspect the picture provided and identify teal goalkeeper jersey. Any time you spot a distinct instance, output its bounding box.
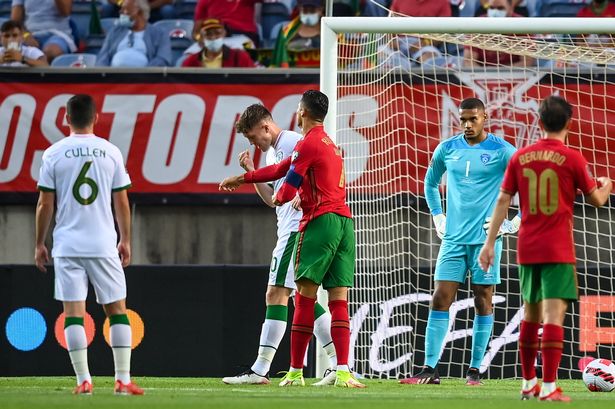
[424,132,516,244]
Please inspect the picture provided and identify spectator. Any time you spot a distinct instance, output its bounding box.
[0,19,48,67]
[193,0,261,47]
[475,0,529,16]
[97,0,172,67]
[181,18,254,68]
[10,0,77,63]
[271,0,322,67]
[362,0,391,16]
[464,0,535,67]
[576,0,615,49]
[390,0,451,17]
[101,0,177,23]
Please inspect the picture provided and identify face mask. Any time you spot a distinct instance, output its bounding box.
[487,8,507,18]
[118,13,134,28]
[205,38,224,53]
[300,13,320,26]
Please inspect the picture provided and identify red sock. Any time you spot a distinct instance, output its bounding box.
[290,293,316,369]
[329,300,350,366]
[541,323,564,383]
[519,320,541,380]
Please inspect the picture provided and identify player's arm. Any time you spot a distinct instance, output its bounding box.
[479,190,513,272]
[586,177,612,207]
[424,144,447,238]
[274,138,316,205]
[239,150,275,208]
[34,191,55,272]
[113,190,132,268]
[219,157,291,191]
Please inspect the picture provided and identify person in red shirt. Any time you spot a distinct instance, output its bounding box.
[182,19,254,68]
[193,0,261,47]
[390,0,451,17]
[479,95,612,402]
[577,0,615,17]
[219,90,364,388]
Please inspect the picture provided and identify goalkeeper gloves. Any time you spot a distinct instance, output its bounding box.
[483,215,521,237]
[432,213,446,240]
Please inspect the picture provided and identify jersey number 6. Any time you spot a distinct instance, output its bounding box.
[72,161,99,205]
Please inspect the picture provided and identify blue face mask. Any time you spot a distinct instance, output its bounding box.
[300,13,320,27]
[118,13,134,28]
[205,38,224,53]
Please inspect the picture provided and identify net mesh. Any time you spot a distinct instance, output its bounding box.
[335,26,615,379]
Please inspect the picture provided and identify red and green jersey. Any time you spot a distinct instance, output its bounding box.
[245,125,351,231]
[501,138,596,264]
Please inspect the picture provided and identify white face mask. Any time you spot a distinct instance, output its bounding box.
[487,8,507,18]
[300,13,320,26]
[205,38,224,53]
[118,13,134,28]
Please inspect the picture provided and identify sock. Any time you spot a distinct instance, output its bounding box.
[329,299,350,367]
[541,323,564,384]
[519,320,540,381]
[424,310,449,369]
[64,316,91,385]
[251,305,287,376]
[541,382,557,396]
[290,293,316,369]
[110,314,132,384]
[313,302,337,369]
[522,377,538,392]
[470,314,493,369]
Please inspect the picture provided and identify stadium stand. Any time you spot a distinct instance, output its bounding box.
[265,19,289,48]
[153,19,194,64]
[261,2,291,47]
[0,0,11,18]
[175,0,198,20]
[540,0,586,17]
[51,53,97,67]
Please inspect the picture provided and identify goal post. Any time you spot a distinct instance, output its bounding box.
[320,17,615,379]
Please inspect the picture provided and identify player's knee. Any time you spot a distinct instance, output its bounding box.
[265,286,290,305]
[431,291,453,310]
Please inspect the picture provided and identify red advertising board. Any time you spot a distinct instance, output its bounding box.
[1,72,614,197]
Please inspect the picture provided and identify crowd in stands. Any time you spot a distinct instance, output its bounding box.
[0,0,614,69]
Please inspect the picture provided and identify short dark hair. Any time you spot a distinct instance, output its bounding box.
[1,20,24,33]
[300,90,328,122]
[66,94,97,129]
[236,104,272,134]
[459,97,485,111]
[539,95,572,132]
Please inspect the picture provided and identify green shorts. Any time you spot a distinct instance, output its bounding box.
[294,213,355,289]
[519,263,578,303]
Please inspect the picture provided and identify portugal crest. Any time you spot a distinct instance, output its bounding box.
[480,153,491,164]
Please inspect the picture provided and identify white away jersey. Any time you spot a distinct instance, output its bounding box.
[265,130,302,236]
[37,134,131,257]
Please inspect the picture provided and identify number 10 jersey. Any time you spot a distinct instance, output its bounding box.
[38,134,131,258]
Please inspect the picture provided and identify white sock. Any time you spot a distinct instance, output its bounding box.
[65,325,91,385]
[251,319,287,376]
[541,381,557,397]
[110,323,132,384]
[337,364,349,372]
[522,377,538,391]
[289,367,302,373]
[313,312,337,369]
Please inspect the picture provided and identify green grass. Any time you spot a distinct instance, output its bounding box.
[0,377,613,409]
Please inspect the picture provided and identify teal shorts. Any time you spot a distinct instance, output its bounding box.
[434,240,502,285]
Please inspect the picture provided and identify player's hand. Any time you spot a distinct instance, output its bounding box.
[238,150,255,172]
[272,194,281,206]
[478,244,495,272]
[290,194,301,211]
[483,215,521,237]
[597,176,612,194]
[34,244,49,272]
[432,214,446,240]
[219,175,244,191]
[117,241,131,267]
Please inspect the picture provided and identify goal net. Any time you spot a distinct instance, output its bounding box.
[320,17,615,379]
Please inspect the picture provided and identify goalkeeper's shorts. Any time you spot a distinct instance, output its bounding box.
[519,263,578,303]
[435,240,502,285]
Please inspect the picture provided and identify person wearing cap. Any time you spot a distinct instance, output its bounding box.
[193,0,261,48]
[182,18,255,68]
[271,0,323,68]
[97,0,172,67]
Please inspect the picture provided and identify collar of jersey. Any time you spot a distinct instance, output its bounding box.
[70,133,96,138]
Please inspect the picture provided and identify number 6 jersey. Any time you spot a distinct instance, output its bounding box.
[37,134,131,258]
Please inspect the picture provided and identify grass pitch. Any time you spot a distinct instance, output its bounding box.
[1,377,613,409]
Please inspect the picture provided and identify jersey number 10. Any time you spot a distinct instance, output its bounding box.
[522,168,559,216]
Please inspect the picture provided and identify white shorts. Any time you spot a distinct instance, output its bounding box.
[54,257,126,305]
[268,231,298,289]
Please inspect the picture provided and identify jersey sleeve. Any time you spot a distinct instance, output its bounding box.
[500,153,519,195]
[573,152,597,195]
[424,143,446,215]
[37,149,55,192]
[245,156,291,183]
[275,137,316,204]
[112,149,132,191]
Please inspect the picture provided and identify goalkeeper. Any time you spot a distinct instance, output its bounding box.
[401,98,519,386]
